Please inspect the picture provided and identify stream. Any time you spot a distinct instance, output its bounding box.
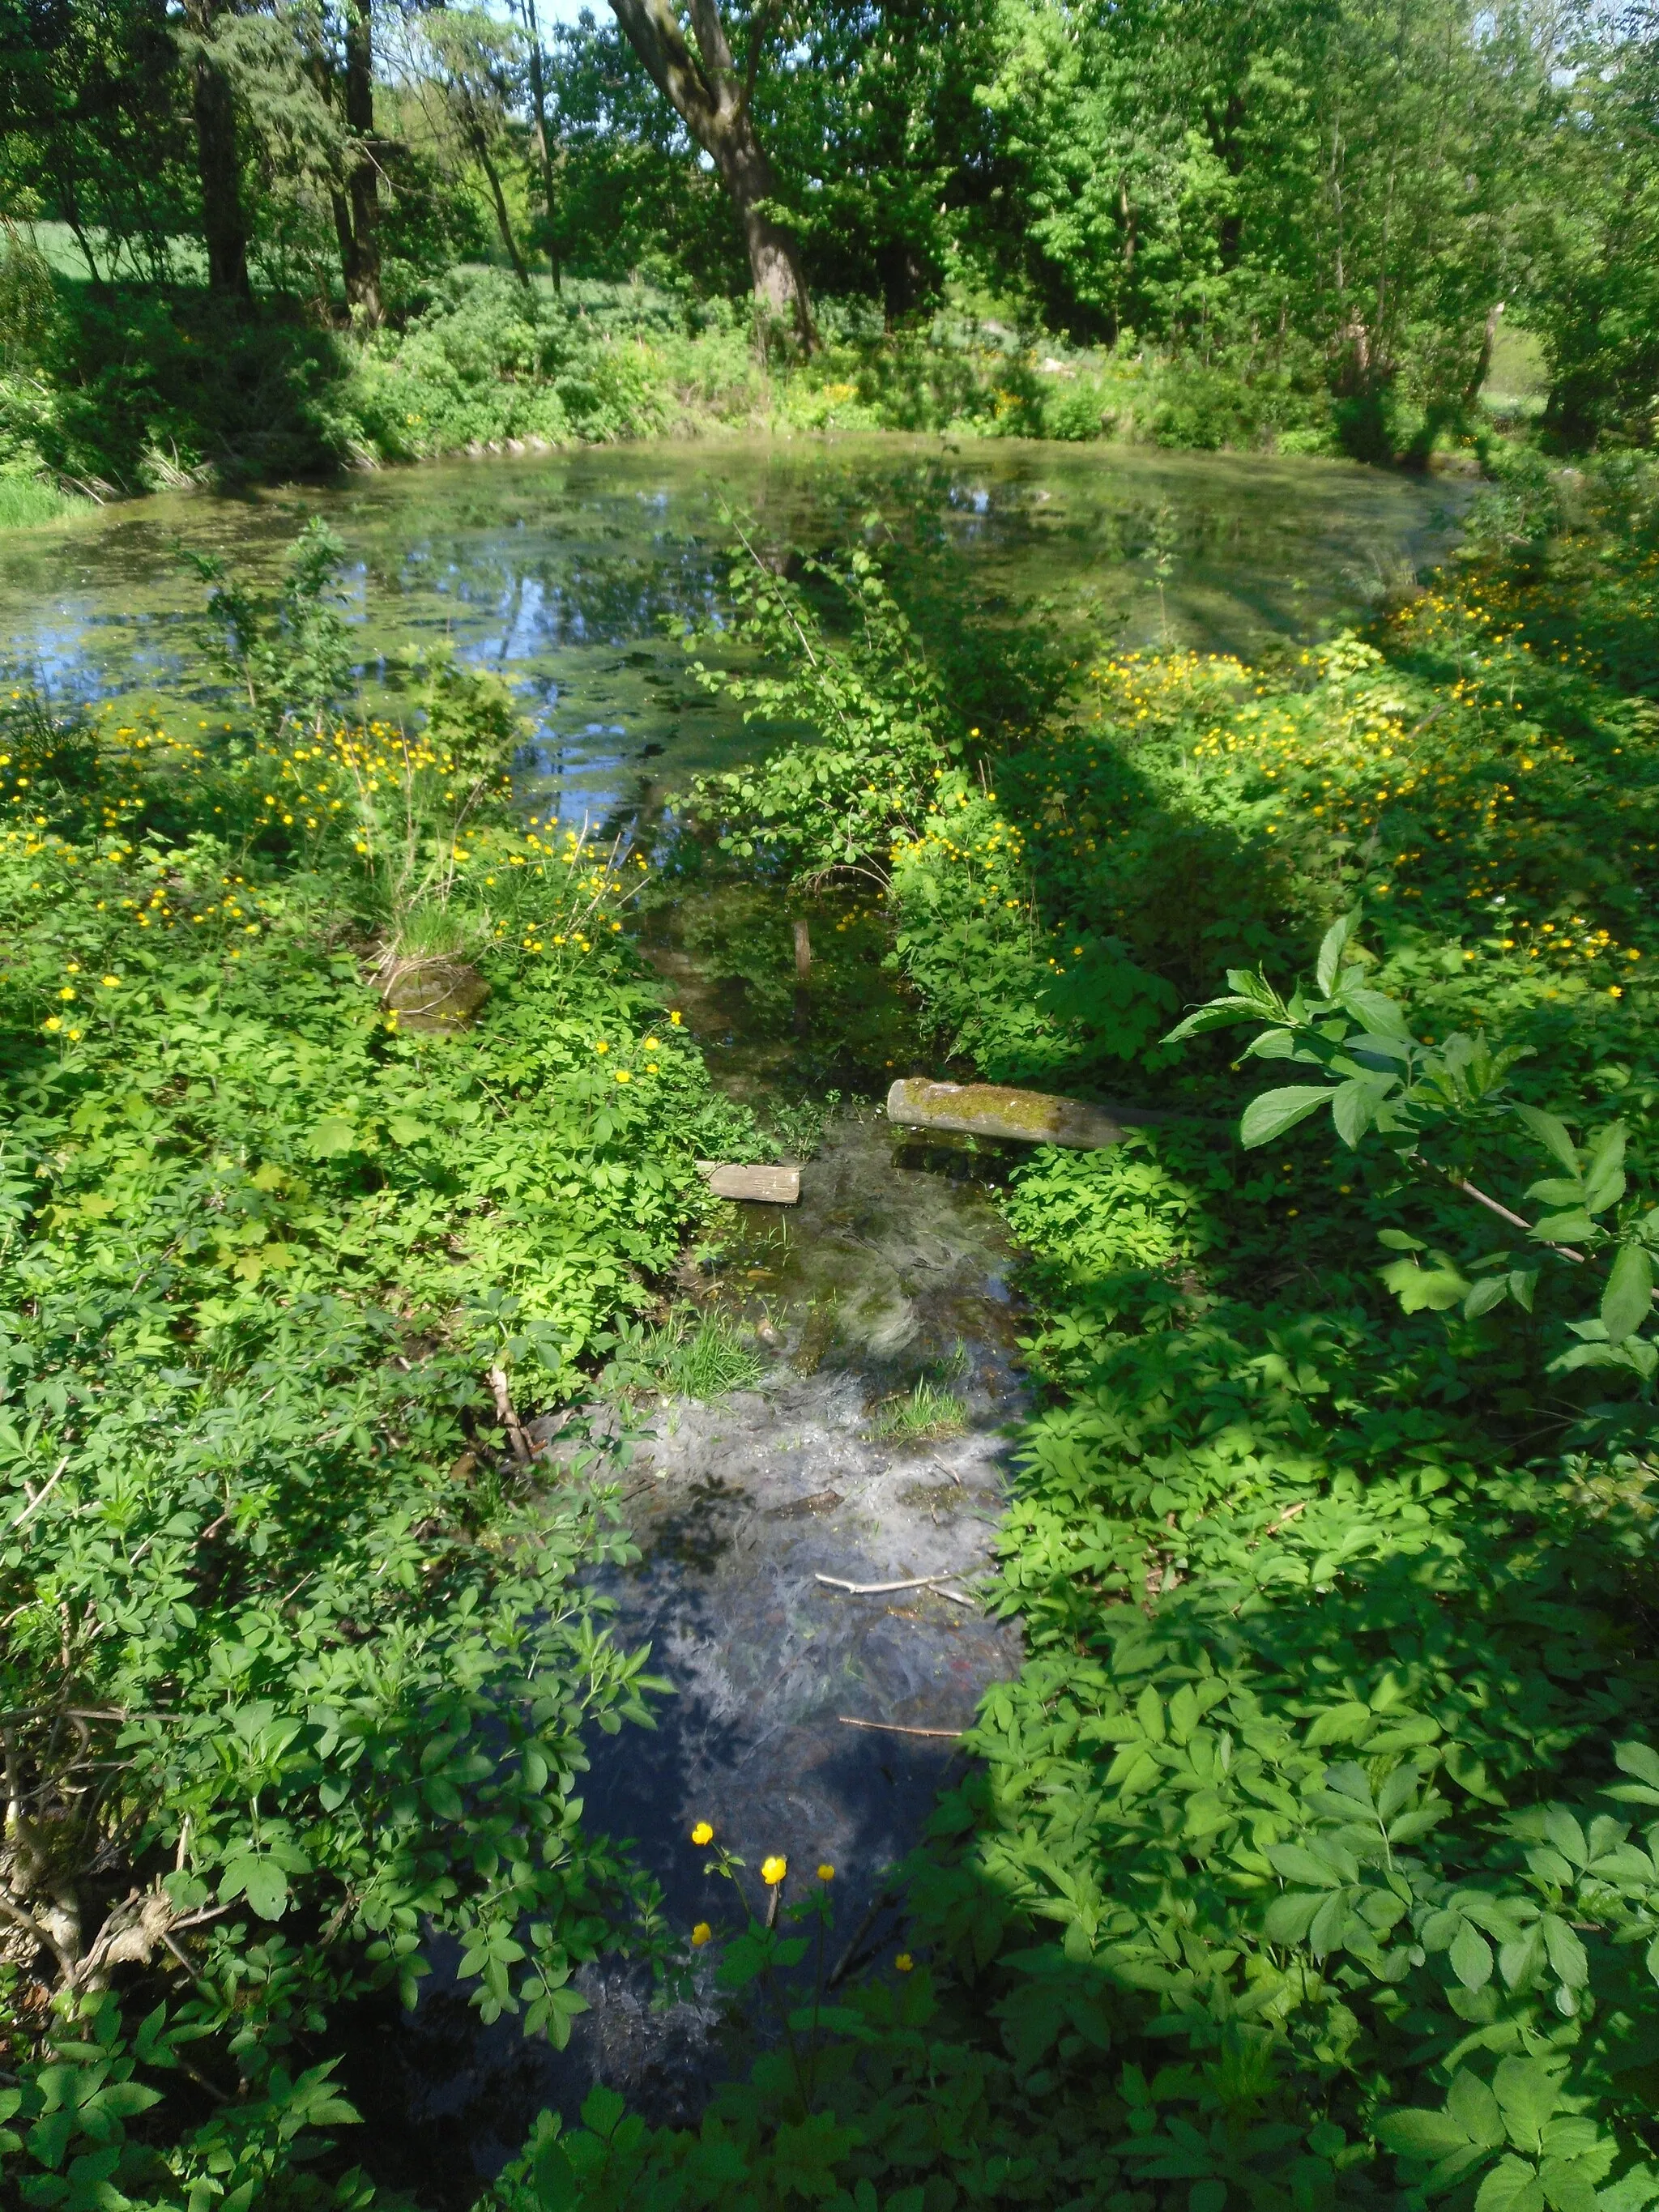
[0,435,1466,2193]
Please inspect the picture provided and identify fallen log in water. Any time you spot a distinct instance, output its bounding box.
[886,1078,1131,1150]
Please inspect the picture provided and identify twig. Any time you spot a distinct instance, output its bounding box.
[827,1886,900,1990]
[1452,1176,1584,1259]
[837,1715,965,1739]
[1450,1174,1659,1305]
[1264,1498,1312,1536]
[814,1572,974,1604]
[488,1366,533,1465]
[10,1456,70,1532]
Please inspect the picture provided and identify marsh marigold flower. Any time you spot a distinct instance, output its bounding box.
[690,1821,713,1846]
[761,1855,787,1887]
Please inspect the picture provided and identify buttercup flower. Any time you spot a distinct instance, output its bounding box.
[761,1854,787,1887]
[894,1953,914,1972]
[690,1821,713,1846]
[690,1922,712,1948]
[817,1864,834,1881]
[642,1037,659,1051]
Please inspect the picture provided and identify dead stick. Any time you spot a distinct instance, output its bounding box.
[827,1887,899,1991]
[815,1572,974,1604]
[488,1366,533,1464]
[837,1715,966,1739]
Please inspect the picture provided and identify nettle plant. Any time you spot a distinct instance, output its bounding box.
[1167,911,1659,1386]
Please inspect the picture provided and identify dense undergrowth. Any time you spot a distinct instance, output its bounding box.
[0,247,1461,518]
[500,454,1659,2207]
[0,535,787,2204]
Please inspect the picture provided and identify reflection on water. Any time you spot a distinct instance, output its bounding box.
[0,436,1465,841]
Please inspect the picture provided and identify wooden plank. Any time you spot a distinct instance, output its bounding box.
[694,1160,801,1203]
[886,1078,1129,1151]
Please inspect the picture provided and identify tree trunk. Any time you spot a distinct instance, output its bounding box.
[607,0,812,346]
[341,0,382,326]
[471,126,531,287]
[184,0,252,303]
[520,0,561,287]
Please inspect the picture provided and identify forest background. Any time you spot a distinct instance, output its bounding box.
[1,0,1657,524]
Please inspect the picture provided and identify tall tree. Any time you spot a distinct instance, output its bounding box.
[605,0,813,341]
[510,0,561,283]
[334,0,382,322]
[181,0,253,299]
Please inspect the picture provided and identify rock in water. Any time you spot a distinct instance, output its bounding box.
[695,1161,802,1203]
[886,1078,1129,1150]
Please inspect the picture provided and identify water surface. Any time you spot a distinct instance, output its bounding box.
[0,436,1465,837]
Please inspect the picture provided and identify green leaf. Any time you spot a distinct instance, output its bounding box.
[1381,1256,1470,1313]
[1316,912,1359,997]
[1601,1244,1653,1343]
[1494,2057,1561,2154]
[1515,1105,1580,1173]
[1477,2156,1548,2212]
[306,1116,357,1159]
[1239,1085,1332,1149]
[1451,1923,1495,1990]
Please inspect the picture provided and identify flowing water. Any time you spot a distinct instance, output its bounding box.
[0,437,1466,2193]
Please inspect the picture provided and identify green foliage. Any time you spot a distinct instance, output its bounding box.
[502,450,1659,2212]
[868,1374,968,1443]
[0,526,766,2195]
[684,535,958,889]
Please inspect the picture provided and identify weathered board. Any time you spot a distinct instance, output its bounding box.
[694,1160,802,1203]
[886,1078,1129,1151]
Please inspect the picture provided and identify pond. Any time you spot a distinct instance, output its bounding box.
[0,435,1464,834]
[0,437,1465,2198]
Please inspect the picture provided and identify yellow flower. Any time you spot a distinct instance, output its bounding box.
[594,1041,609,1054]
[691,1921,713,1949]
[58,987,75,1001]
[101,975,120,988]
[690,1821,714,1845]
[894,1953,914,1972]
[669,1010,682,1025]
[43,1016,62,1032]
[615,1069,632,1083]
[761,1855,787,1887]
[67,1028,81,1041]
[643,1037,660,1051]
[817,1864,834,1882]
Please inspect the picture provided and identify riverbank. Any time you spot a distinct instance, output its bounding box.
[0,549,817,2196]
[493,449,1659,2207]
[0,249,1499,528]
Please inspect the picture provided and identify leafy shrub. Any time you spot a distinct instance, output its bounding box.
[0,526,763,2196]
[496,451,1659,2212]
